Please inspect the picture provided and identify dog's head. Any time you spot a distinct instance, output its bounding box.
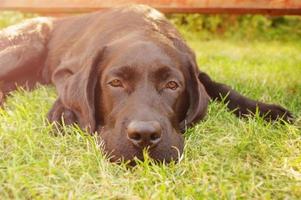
[53,25,209,163]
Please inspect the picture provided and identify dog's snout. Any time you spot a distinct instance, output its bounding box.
[127,120,162,148]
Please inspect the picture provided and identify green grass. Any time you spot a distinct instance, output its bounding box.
[0,14,301,199]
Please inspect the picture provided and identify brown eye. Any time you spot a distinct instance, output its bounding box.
[108,79,123,87]
[165,81,179,90]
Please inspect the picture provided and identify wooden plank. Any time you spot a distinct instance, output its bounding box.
[0,0,301,8]
[0,0,300,15]
[0,7,300,15]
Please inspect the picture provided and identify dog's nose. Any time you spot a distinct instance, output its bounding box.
[127,120,162,148]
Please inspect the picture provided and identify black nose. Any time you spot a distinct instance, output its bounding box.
[127,120,162,148]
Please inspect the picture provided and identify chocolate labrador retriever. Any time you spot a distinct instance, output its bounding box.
[0,5,293,163]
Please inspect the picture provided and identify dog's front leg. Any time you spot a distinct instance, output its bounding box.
[47,98,78,127]
[198,72,294,123]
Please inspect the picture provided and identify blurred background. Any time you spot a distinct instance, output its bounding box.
[0,0,300,41]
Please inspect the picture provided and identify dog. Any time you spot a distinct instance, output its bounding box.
[0,5,293,163]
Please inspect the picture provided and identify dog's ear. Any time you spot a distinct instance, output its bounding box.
[52,49,104,133]
[180,56,209,131]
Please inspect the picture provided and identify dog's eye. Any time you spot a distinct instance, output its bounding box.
[165,81,179,90]
[108,79,123,87]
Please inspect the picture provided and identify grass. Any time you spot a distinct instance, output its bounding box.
[0,14,301,199]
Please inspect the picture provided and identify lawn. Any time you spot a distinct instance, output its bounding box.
[0,13,301,199]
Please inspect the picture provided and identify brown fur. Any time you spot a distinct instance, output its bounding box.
[0,5,292,163]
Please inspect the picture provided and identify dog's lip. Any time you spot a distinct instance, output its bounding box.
[108,152,179,165]
[99,139,180,163]
[104,144,182,163]
[96,125,183,164]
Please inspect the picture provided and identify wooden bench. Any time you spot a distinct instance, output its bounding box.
[0,0,300,15]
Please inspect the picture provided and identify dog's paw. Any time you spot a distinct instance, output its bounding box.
[0,90,4,106]
[260,103,294,123]
[47,99,77,126]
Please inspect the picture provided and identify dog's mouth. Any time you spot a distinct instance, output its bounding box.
[97,125,184,164]
[104,146,182,166]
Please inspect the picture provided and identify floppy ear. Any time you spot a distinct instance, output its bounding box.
[180,57,209,131]
[51,49,104,133]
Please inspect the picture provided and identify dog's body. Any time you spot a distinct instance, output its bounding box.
[0,5,292,162]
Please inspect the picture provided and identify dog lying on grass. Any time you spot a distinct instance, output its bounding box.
[0,5,293,163]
